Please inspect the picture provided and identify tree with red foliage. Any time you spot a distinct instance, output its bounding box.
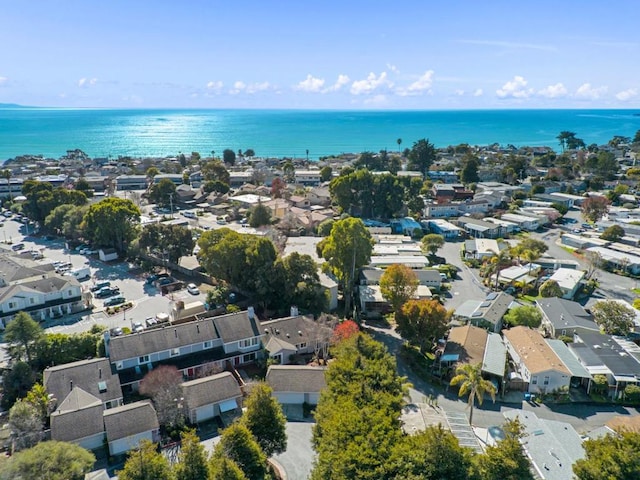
[332,320,359,344]
[271,177,286,199]
[139,365,184,429]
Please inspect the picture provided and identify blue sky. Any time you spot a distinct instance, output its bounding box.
[1,1,639,109]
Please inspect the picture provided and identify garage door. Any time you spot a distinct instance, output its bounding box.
[219,399,237,413]
[196,404,215,422]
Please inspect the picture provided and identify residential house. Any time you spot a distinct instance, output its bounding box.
[568,332,640,399]
[103,401,160,456]
[0,178,24,198]
[44,358,123,410]
[229,170,254,188]
[500,213,540,231]
[547,268,585,300]
[503,326,571,393]
[261,314,334,364]
[153,173,184,186]
[457,217,506,239]
[50,387,105,451]
[0,252,85,327]
[424,219,462,238]
[457,199,491,216]
[264,198,291,219]
[368,255,430,269]
[266,365,327,405]
[390,217,423,236]
[289,195,310,209]
[453,292,514,333]
[423,201,460,218]
[294,169,322,186]
[307,186,331,207]
[114,175,148,191]
[463,238,504,260]
[586,246,640,275]
[359,284,432,315]
[181,372,242,423]
[360,268,442,289]
[536,297,599,338]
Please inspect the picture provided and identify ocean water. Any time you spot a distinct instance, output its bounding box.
[1,108,639,162]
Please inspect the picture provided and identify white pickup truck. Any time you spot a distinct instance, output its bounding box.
[66,267,91,281]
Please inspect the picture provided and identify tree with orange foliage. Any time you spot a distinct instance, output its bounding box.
[397,299,450,353]
[332,320,359,344]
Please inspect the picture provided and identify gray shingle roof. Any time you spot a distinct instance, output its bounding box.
[482,332,507,377]
[44,357,122,407]
[108,318,220,362]
[103,400,158,441]
[536,298,599,333]
[181,371,242,410]
[261,315,333,348]
[50,387,104,442]
[360,268,441,285]
[213,311,261,344]
[266,365,327,393]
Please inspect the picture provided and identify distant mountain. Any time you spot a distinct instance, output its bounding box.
[0,103,34,108]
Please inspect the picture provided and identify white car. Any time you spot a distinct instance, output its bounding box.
[187,283,200,295]
[132,322,144,333]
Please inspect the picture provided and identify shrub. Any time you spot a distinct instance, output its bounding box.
[625,384,640,403]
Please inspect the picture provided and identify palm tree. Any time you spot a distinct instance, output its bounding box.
[450,362,496,426]
[397,138,402,153]
[1,169,11,201]
[522,249,540,275]
[490,248,512,290]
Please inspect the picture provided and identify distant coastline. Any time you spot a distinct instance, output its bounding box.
[1,108,639,162]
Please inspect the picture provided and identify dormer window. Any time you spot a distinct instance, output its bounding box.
[98,381,107,393]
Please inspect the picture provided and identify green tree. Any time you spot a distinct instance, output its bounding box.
[241,383,287,457]
[450,362,496,426]
[32,330,102,371]
[209,457,247,480]
[397,299,449,353]
[539,279,564,298]
[573,430,640,480]
[320,165,333,182]
[203,180,230,195]
[139,223,195,264]
[460,155,480,184]
[83,197,141,252]
[600,224,625,242]
[74,177,93,197]
[9,399,44,452]
[201,160,230,184]
[4,312,42,364]
[379,264,419,314]
[248,202,271,228]
[591,299,636,336]
[223,149,236,166]
[581,196,610,223]
[503,305,542,328]
[317,218,334,236]
[44,204,87,239]
[22,180,88,223]
[146,166,160,178]
[1,361,35,410]
[174,429,209,480]
[551,202,569,215]
[149,178,177,208]
[421,233,445,256]
[1,168,13,200]
[278,252,325,314]
[212,423,266,480]
[25,383,53,422]
[0,440,95,480]
[118,439,174,480]
[316,218,373,313]
[407,138,437,176]
[476,419,533,480]
[388,425,475,480]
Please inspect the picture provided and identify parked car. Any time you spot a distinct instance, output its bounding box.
[145,316,157,327]
[95,286,120,298]
[158,277,175,286]
[104,296,125,307]
[90,281,111,292]
[132,321,144,333]
[11,243,25,251]
[145,274,159,285]
[187,283,200,295]
[74,244,89,252]
[110,327,123,337]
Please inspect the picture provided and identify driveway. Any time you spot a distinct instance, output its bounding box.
[273,422,315,480]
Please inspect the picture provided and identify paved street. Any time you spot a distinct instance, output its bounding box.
[438,239,490,311]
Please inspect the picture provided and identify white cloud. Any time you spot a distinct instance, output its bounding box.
[230,81,272,95]
[386,63,399,73]
[538,83,568,98]
[574,83,608,100]
[455,89,465,96]
[396,70,434,97]
[473,88,483,97]
[295,74,325,92]
[496,75,533,99]
[350,71,393,95]
[0,76,7,86]
[325,74,350,92]
[364,94,388,106]
[206,81,224,93]
[78,77,98,88]
[616,88,638,101]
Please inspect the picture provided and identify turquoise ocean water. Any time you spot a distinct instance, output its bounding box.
[1,108,639,162]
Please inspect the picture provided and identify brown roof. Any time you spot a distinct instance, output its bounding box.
[181,371,242,410]
[445,325,488,365]
[103,400,158,441]
[266,365,327,393]
[503,326,570,375]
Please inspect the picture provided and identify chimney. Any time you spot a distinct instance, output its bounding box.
[69,380,73,391]
[197,324,200,334]
[174,329,178,338]
[247,306,255,320]
[99,368,102,379]
[290,305,299,317]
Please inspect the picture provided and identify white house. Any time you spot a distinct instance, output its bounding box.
[548,268,585,300]
[103,401,160,456]
[181,372,242,423]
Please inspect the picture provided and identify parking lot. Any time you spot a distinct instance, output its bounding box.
[1,216,208,336]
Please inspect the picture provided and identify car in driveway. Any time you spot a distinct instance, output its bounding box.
[187,283,200,295]
[104,295,125,307]
[132,321,144,333]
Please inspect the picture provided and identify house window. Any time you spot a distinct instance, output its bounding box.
[29,298,35,305]
[531,376,538,385]
[203,341,212,349]
[8,302,16,309]
[240,338,258,348]
[543,376,550,386]
[116,362,123,370]
[139,355,150,364]
[242,353,256,363]
[98,381,107,393]
[297,342,307,349]
[171,348,180,357]
[561,329,566,336]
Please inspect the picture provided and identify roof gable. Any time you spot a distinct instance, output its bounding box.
[503,326,570,375]
[103,400,158,441]
[181,371,242,409]
[266,365,327,393]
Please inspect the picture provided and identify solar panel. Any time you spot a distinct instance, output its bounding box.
[471,311,484,317]
[479,301,491,308]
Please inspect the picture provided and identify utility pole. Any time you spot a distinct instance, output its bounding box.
[169,193,174,219]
